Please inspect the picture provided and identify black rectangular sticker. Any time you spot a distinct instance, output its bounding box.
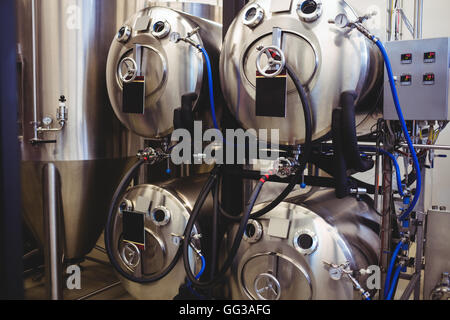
[255,70,287,118]
[122,211,145,249]
[123,76,145,114]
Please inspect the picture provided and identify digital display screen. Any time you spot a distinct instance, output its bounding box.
[401,53,413,63]
[424,52,436,62]
[423,73,435,84]
[400,74,412,85]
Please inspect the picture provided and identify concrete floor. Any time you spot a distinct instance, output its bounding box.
[24,235,134,300]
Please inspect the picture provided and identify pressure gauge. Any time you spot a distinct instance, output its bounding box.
[329,267,343,281]
[42,117,53,127]
[334,13,349,29]
[170,32,181,43]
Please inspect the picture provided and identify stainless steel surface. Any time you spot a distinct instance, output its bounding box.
[424,209,450,300]
[413,0,423,40]
[383,38,450,121]
[43,163,63,300]
[227,188,380,300]
[17,0,146,260]
[106,5,222,139]
[220,0,383,145]
[429,273,450,300]
[22,159,138,259]
[111,175,213,300]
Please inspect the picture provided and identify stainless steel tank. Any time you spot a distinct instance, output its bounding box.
[220,0,383,145]
[16,0,147,260]
[106,4,222,139]
[109,175,213,300]
[227,188,380,300]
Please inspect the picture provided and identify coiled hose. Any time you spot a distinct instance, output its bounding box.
[182,169,268,289]
[104,160,183,284]
[218,63,313,222]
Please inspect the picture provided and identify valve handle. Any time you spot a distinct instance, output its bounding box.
[118,57,138,83]
[256,46,286,78]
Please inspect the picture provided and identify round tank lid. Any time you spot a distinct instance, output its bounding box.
[241,252,312,300]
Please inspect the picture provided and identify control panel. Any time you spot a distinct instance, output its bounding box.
[384,37,450,120]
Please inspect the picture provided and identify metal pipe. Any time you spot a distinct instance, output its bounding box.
[387,0,393,41]
[43,163,63,300]
[400,272,421,300]
[31,0,39,141]
[400,143,450,151]
[413,0,423,39]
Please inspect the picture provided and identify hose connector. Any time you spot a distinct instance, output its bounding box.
[137,147,169,165]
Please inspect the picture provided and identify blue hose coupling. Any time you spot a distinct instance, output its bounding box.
[403,196,411,206]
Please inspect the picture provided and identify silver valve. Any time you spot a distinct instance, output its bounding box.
[256,45,286,78]
[329,13,379,43]
[118,57,138,83]
[57,95,68,125]
[187,27,200,38]
[323,261,371,300]
[274,157,296,178]
[170,27,202,51]
[137,147,169,165]
[32,95,68,145]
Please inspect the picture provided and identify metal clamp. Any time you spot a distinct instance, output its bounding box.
[256,46,286,78]
[118,57,138,83]
[243,3,265,28]
[116,25,132,43]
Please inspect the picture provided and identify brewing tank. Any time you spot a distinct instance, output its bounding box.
[106,5,223,139]
[108,175,214,300]
[220,0,383,145]
[227,188,380,300]
[16,0,147,260]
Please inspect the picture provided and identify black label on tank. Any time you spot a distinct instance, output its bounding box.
[122,211,146,249]
[123,76,145,114]
[255,70,287,118]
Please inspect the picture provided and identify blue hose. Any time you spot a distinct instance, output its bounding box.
[387,265,402,300]
[384,240,404,298]
[360,147,405,197]
[186,253,206,297]
[196,254,206,280]
[373,38,422,221]
[199,46,220,130]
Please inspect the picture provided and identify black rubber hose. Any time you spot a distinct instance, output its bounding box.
[221,63,313,222]
[104,160,182,284]
[341,91,374,173]
[209,180,219,280]
[184,176,266,289]
[332,109,351,199]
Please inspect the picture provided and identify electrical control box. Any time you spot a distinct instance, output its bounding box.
[383,37,450,120]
